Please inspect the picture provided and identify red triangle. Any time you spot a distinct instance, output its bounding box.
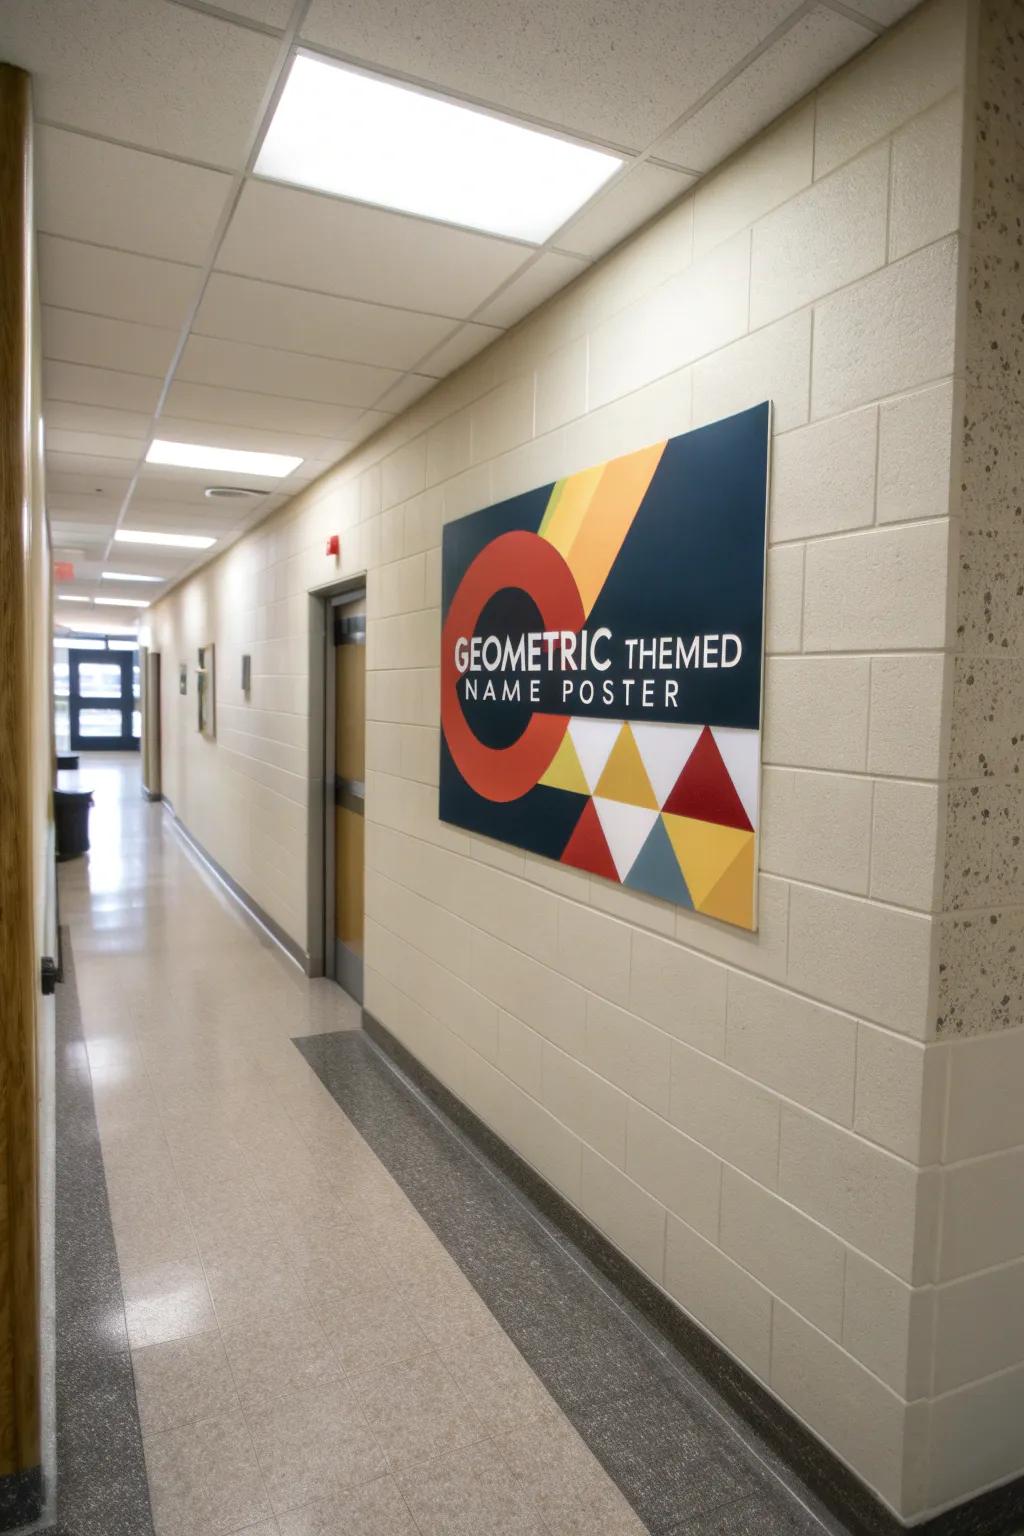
[560,798,620,881]
[662,727,753,831]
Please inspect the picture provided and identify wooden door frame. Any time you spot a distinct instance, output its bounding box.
[305,575,366,981]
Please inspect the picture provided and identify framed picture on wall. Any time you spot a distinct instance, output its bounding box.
[197,644,216,738]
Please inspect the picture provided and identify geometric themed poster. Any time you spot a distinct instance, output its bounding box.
[440,402,770,931]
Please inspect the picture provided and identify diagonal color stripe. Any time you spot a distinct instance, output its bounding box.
[564,441,666,616]
[539,463,606,558]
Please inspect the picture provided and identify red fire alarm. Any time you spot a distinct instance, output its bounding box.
[325,534,340,558]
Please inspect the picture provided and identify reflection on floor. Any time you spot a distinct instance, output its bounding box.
[58,753,835,1536]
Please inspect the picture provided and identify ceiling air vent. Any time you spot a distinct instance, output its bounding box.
[204,485,266,500]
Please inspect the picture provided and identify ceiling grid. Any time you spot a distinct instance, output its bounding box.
[0,0,908,617]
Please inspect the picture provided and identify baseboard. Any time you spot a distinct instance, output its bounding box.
[362,1009,1024,1536]
[0,1467,42,1532]
[161,801,309,974]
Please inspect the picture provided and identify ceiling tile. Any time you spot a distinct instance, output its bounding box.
[475,251,589,327]
[39,235,201,331]
[46,449,139,480]
[193,272,460,371]
[36,128,232,265]
[372,374,436,416]
[51,521,112,545]
[844,0,915,20]
[155,415,344,462]
[44,402,154,439]
[43,361,164,414]
[125,500,246,532]
[48,491,128,516]
[186,0,293,25]
[555,163,696,258]
[45,429,145,460]
[49,505,119,528]
[217,180,528,317]
[163,379,368,437]
[46,470,131,500]
[175,333,400,407]
[43,307,179,377]
[348,412,393,445]
[418,322,503,378]
[656,8,876,173]
[131,469,276,504]
[301,0,798,151]
[1,0,279,168]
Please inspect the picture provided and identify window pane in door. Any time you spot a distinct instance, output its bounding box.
[78,662,124,699]
[78,708,123,737]
[55,698,70,753]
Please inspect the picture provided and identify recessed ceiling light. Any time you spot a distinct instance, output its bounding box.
[256,52,622,244]
[57,594,91,603]
[115,530,217,549]
[95,597,150,609]
[146,439,301,478]
[101,571,163,583]
[53,636,106,650]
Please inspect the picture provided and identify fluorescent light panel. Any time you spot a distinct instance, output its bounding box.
[146,439,301,477]
[102,571,163,583]
[95,597,150,609]
[115,530,216,550]
[57,594,91,603]
[256,53,622,244]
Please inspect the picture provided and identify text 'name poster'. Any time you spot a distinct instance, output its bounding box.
[440,402,770,931]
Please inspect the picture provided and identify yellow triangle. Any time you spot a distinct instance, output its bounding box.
[594,724,658,809]
[539,731,590,795]
[662,815,754,908]
[700,835,756,931]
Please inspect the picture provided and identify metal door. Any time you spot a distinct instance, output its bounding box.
[68,650,136,750]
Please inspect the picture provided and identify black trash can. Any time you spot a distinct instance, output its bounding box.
[54,788,93,861]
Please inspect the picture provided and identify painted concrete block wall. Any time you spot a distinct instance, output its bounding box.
[149,0,999,1519]
[926,0,1024,1514]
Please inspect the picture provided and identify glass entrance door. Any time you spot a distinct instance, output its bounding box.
[331,594,366,1001]
[68,649,137,750]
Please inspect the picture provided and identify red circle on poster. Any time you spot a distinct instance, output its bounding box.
[442,531,584,802]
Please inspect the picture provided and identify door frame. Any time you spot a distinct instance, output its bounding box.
[68,647,136,751]
[306,575,366,981]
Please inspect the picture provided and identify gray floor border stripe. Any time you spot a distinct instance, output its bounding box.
[50,926,154,1536]
[296,1024,841,1536]
[296,1017,1024,1536]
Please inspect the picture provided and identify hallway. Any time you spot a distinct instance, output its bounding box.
[56,756,837,1536]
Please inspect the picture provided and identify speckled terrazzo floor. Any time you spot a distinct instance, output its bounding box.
[54,753,841,1536]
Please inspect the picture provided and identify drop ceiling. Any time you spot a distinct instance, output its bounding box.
[0,0,917,622]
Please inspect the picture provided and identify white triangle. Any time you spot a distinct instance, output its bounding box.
[593,798,659,882]
[711,726,761,829]
[629,722,703,808]
[568,718,622,794]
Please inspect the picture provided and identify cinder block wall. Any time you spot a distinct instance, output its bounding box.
[151,0,1021,1518]
[924,0,1024,1512]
